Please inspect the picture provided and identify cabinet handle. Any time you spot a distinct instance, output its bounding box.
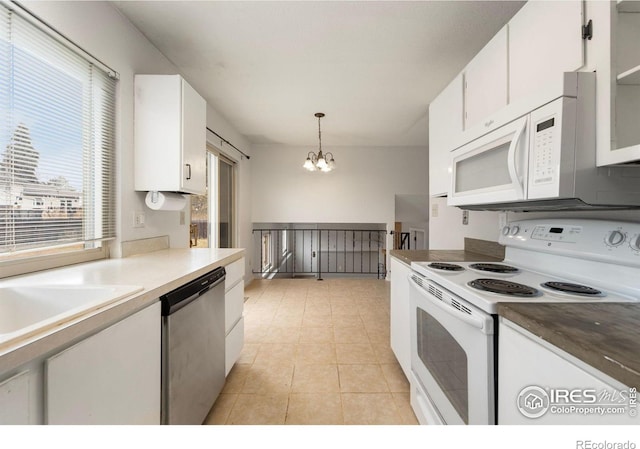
[185,164,192,180]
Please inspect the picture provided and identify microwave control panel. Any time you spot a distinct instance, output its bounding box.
[531,117,556,185]
[527,97,574,200]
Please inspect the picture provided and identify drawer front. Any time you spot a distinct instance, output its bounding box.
[225,317,244,376]
[225,258,244,290]
[225,281,244,334]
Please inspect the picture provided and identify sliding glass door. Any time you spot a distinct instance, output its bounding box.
[217,155,234,248]
[191,148,236,249]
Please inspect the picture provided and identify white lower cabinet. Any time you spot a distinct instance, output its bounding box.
[45,302,161,425]
[390,257,411,378]
[224,257,245,375]
[499,318,638,425]
[0,370,30,424]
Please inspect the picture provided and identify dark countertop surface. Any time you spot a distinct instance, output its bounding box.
[389,249,502,265]
[389,238,505,265]
[498,302,640,388]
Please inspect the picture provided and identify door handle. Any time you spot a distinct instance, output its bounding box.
[507,118,527,199]
[185,163,192,180]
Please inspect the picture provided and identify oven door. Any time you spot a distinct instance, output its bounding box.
[409,273,495,425]
[448,115,529,207]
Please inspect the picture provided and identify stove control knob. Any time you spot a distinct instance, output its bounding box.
[605,230,626,247]
[502,226,511,236]
[510,226,520,236]
[630,235,640,252]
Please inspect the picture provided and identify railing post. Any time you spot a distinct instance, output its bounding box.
[317,229,323,281]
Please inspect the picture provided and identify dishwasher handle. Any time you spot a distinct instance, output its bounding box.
[161,267,225,316]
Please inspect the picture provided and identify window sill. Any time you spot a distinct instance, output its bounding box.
[0,247,108,279]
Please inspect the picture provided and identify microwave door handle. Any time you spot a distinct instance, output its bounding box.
[408,275,486,331]
[507,118,527,198]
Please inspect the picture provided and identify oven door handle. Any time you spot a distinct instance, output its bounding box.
[409,275,487,331]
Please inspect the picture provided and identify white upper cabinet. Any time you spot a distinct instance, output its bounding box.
[583,0,640,166]
[429,74,463,197]
[509,0,585,106]
[608,0,640,164]
[134,74,206,194]
[463,26,508,131]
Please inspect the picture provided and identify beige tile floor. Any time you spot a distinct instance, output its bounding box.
[204,278,418,425]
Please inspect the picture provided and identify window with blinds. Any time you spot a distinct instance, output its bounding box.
[0,4,116,263]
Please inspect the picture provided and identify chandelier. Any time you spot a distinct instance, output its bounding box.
[303,112,336,172]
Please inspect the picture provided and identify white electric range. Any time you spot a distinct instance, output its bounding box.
[408,218,640,425]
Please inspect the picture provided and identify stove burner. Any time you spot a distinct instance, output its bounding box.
[541,281,604,297]
[427,262,465,272]
[469,263,520,274]
[468,278,540,297]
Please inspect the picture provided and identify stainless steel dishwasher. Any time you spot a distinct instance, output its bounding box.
[161,267,225,425]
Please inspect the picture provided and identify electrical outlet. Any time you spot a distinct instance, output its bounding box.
[462,210,469,225]
[133,211,145,228]
[431,203,439,218]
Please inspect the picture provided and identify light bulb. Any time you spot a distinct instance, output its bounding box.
[316,156,328,170]
[303,157,315,171]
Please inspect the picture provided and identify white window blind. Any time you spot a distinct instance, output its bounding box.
[0,4,116,258]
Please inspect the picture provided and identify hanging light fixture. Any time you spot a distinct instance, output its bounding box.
[303,112,336,172]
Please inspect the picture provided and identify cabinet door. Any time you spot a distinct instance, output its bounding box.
[134,75,206,194]
[225,257,245,290]
[225,280,244,334]
[429,74,463,197]
[464,26,508,130]
[499,319,638,425]
[46,302,161,424]
[509,0,584,105]
[390,257,411,379]
[0,371,30,424]
[180,78,206,194]
[134,75,182,192]
[226,317,244,376]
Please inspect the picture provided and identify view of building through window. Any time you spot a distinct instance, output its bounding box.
[0,123,83,256]
[0,5,116,262]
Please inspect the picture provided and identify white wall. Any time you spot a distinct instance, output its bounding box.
[251,145,428,224]
[428,195,640,251]
[22,2,252,275]
[252,144,428,275]
[395,194,430,250]
[428,196,501,249]
[206,106,253,277]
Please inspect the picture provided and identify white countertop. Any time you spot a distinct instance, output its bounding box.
[0,247,244,375]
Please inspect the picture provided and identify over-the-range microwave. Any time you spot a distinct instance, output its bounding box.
[448,72,640,211]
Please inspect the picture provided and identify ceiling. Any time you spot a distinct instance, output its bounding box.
[113,1,525,148]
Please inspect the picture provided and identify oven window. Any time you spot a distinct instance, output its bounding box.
[417,308,468,423]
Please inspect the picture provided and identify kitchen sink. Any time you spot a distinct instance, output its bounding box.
[0,284,143,348]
